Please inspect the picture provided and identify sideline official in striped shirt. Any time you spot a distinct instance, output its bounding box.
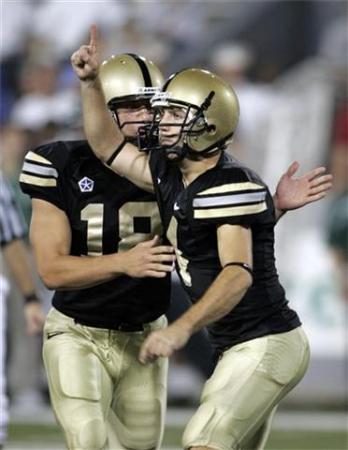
[0,172,44,447]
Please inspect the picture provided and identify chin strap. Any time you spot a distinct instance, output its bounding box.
[223,262,253,277]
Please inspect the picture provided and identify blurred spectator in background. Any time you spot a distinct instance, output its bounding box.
[210,42,275,172]
[326,92,348,304]
[327,190,348,303]
[10,58,80,142]
[327,93,348,196]
[0,1,33,124]
[320,14,348,305]
[29,1,128,62]
[0,172,45,447]
[103,17,171,75]
[1,125,31,223]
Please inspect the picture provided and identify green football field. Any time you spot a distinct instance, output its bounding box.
[7,423,347,449]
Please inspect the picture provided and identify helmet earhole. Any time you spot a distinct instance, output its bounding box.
[207,125,216,134]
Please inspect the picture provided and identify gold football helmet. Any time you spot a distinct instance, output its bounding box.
[151,68,239,157]
[99,53,164,109]
[99,53,164,146]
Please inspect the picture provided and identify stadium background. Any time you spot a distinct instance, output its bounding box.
[1,1,347,449]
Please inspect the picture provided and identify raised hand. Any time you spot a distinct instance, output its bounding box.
[71,24,99,82]
[123,235,176,278]
[274,161,333,213]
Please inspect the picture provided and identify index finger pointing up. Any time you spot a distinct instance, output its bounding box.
[89,24,98,49]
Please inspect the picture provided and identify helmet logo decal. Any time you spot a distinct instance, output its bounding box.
[151,91,171,107]
[78,177,94,193]
[136,87,161,95]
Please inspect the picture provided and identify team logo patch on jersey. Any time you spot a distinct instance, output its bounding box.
[78,177,94,192]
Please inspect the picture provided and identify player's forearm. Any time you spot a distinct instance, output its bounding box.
[37,252,125,290]
[272,194,286,222]
[175,267,252,335]
[81,79,154,190]
[3,240,38,296]
[80,79,122,163]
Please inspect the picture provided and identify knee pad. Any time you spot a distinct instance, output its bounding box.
[182,402,240,450]
[115,397,163,450]
[117,420,160,450]
[75,417,107,450]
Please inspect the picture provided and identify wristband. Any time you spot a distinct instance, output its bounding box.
[106,140,127,166]
[223,262,253,277]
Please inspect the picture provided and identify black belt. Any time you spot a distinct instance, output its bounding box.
[113,322,144,332]
[75,319,144,332]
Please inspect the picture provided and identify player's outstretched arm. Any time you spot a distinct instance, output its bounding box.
[273,161,333,221]
[71,25,153,192]
[30,199,175,290]
[139,224,253,363]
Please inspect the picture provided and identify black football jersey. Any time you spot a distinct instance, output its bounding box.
[19,140,170,328]
[149,149,300,353]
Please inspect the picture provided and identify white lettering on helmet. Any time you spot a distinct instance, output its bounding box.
[136,87,161,95]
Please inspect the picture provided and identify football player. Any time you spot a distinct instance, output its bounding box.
[19,54,176,450]
[72,26,333,450]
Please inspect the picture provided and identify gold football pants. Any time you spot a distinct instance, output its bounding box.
[183,326,310,450]
[43,308,168,450]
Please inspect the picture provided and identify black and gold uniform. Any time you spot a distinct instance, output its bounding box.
[149,148,300,354]
[20,140,170,450]
[20,140,170,328]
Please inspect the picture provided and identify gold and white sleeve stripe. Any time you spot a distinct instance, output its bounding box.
[19,152,58,187]
[193,182,267,219]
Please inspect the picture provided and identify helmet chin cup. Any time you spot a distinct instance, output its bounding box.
[137,123,159,151]
[164,145,188,160]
